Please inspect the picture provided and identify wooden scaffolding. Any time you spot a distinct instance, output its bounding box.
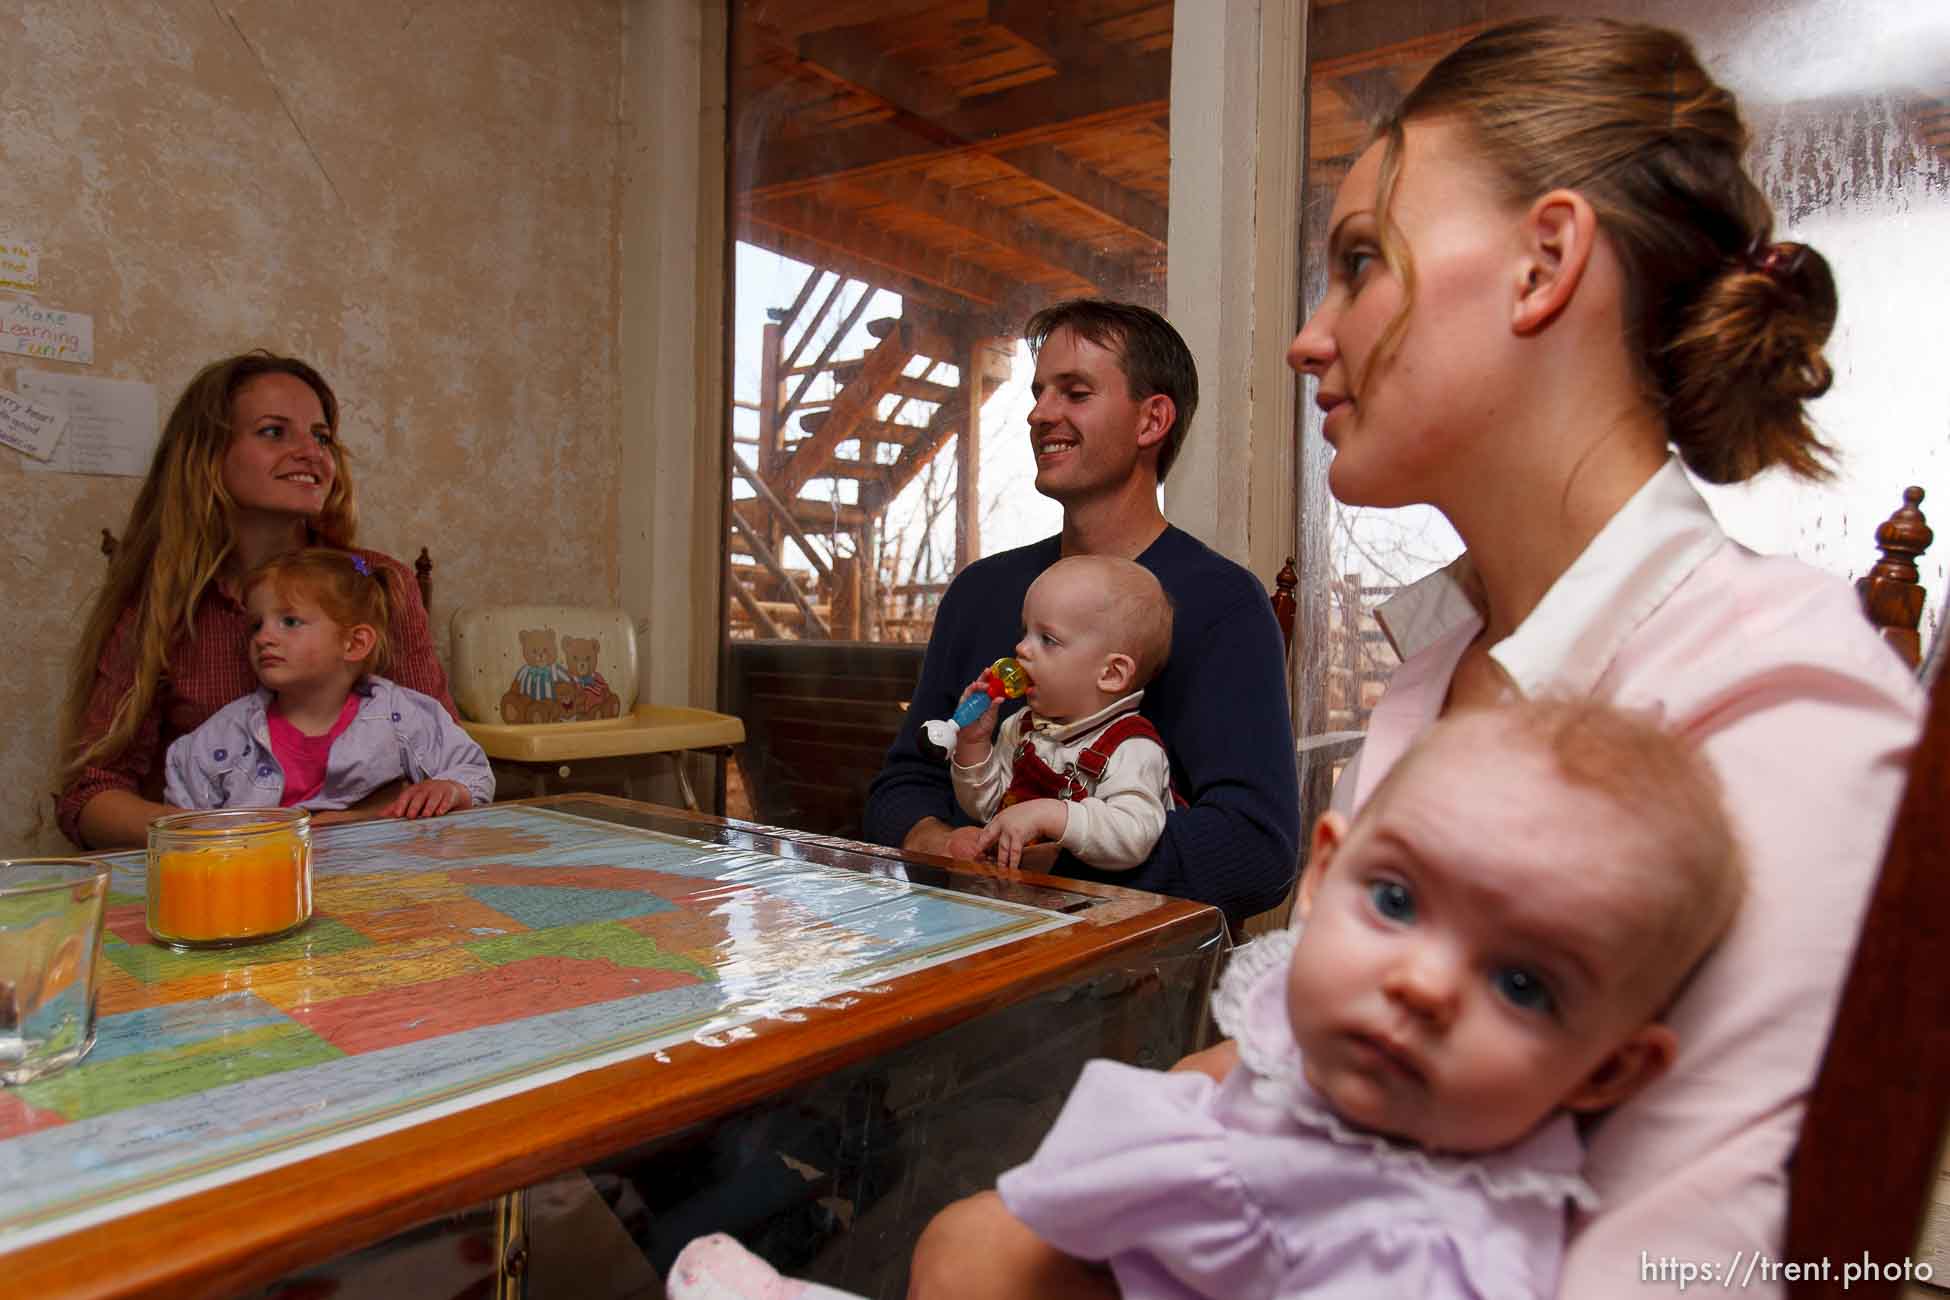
[724,1,1174,641]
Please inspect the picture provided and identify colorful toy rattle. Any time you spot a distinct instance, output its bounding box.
[923,657,1029,753]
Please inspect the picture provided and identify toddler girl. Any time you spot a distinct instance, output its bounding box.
[674,699,1743,1299]
[164,548,493,818]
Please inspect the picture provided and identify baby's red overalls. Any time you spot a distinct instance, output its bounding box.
[1000,714,1185,809]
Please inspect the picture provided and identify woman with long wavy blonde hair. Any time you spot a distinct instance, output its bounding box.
[58,350,453,848]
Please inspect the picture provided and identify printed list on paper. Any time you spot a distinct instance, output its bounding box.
[0,300,92,365]
[0,388,69,460]
[0,237,37,293]
[17,371,158,477]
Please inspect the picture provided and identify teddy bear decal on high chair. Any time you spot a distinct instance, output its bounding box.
[450,604,743,812]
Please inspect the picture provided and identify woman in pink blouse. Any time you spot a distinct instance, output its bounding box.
[56,351,455,849]
[910,17,1923,1300]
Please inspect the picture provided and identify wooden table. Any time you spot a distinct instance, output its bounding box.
[1,796,1225,1298]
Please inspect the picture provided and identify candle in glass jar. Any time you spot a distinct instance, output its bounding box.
[146,809,313,949]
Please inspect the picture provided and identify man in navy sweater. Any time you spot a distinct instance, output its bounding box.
[863,300,1300,926]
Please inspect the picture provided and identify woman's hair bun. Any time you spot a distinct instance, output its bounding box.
[1661,240,1839,484]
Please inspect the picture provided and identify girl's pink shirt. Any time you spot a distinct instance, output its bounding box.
[267,692,361,806]
[1329,459,1924,1300]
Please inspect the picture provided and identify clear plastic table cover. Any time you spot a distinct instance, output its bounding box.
[4,799,1227,1297]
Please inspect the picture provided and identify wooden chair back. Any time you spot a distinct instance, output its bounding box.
[1785,632,1950,1297]
[1856,487,1933,670]
[1271,556,1297,662]
[1786,484,1945,1296]
[411,547,433,617]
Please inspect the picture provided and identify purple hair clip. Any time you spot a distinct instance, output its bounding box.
[351,555,371,577]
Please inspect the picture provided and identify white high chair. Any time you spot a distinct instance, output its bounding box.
[448,605,744,812]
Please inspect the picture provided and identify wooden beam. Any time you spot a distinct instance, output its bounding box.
[746,1,947,46]
[742,198,1014,305]
[867,310,967,366]
[819,349,1011,432]
[866,402,962,510]
[876,356,941,439]
[859,514,881,641]
[804,368,960,407]
[774,267,821,338]
[955,338,981,567]
[744,50,1171,197]
[779,498,869,531]
[829,554,862,640]
[861,170,1132,289]
[780,271,844,373]
[734,487,871,537]
[791,459,888,481]
[726,563,784,639]
[986,1,1100,71]
[973,334,1018,385]
[738,14,1168,275]
[758,321,784,475]
[729,453,835,586]
[993,143,1168,248]
[736,217,968,313]
[801,414,928,447]
[778,282,875,426]
[777,322,916,499]
[798,28,958,118]
[729,509,831,638]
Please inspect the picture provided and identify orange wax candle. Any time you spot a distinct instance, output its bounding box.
[154,842,305,939]
[146,809,313,949]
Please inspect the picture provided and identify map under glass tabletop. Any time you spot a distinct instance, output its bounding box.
[0,804,1077,1252]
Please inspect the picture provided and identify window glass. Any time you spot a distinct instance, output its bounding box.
[723,2,1173,831]
[1297,1,1950,743]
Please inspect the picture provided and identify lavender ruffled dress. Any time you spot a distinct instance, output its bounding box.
[996,930,1597,1299]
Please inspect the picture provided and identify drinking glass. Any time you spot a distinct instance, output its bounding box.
[0,859,110,1085]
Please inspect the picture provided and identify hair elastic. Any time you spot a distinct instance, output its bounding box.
[1744,240,1807,286]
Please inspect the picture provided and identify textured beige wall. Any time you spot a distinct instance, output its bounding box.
[0,0,624,853]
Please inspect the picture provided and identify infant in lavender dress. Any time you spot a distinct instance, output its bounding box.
[669,699,1744,1300]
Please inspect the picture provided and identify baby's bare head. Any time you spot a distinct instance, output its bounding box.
[1029,555,1174,687]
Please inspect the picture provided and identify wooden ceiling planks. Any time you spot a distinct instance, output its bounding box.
[726,0,1498,529]
[730,0,1546,322]
[734,0,1174,314]
[742,0,959,44]
[1055,119,1170,201]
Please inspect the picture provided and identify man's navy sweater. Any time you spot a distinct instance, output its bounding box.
[863,527,1301,925]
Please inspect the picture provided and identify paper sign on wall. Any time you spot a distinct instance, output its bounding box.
[17,371,157,477]
[0,238,37,293]
[0,300,92,365]
[0,387,69,460]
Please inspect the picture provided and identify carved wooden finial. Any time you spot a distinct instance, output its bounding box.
[1873,486,1932,582]
[1271,556,1298,661]
[414,546,434,614]
[1857,487,1932,670]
